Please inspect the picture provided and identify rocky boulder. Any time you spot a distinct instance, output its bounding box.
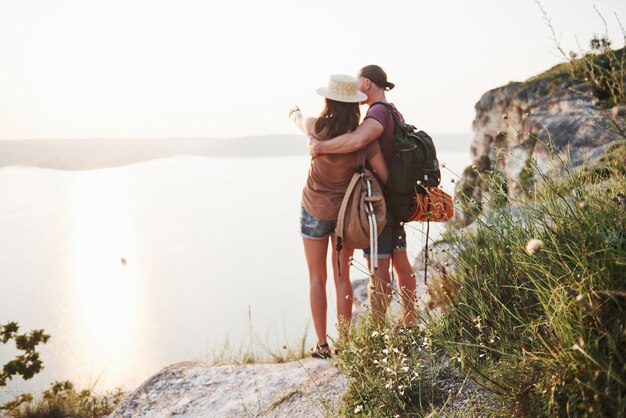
[455,54,625,226]
[107,358,347,418]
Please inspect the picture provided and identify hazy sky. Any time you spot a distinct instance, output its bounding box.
[1,0,625,140]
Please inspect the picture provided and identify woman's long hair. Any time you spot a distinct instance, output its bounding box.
[314,99,360,139]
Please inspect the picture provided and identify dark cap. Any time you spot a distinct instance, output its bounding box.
[358,65,395,91]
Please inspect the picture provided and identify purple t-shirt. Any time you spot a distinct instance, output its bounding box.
[364,102,405,167]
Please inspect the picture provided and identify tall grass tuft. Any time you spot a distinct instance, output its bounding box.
[3,380,124,418]
[434,140,626,416]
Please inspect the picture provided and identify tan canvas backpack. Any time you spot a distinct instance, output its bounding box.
[335,148,387,274]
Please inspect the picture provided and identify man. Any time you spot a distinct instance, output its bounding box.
[309,65,417,328]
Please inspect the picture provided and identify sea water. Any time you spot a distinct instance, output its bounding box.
[0,147,471,400]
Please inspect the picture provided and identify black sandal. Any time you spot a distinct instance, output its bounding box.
[311,343,332,359]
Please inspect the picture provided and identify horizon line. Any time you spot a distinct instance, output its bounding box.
[0,131,474,142]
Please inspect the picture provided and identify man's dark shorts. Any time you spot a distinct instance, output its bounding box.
[363,218,407,259]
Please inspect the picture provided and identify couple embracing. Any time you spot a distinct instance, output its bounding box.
[289,65,417,359]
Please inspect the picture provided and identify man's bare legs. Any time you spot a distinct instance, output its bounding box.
[368,258,392,327]
[302,237,329,348]
[331,236,354,341]
[392,250,417,328]
[368,251,417,327]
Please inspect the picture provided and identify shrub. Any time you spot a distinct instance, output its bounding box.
[1,322,50,389]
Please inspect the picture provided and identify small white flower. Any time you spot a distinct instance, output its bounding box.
[371,330,379,337]
[525,239,544,255]
[354,405,363,414]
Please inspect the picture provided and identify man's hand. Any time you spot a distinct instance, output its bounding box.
[308,136,322,158]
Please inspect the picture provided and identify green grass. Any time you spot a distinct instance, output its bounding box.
[199,324,312,366]
[2,381,124,418]
[432,141,626,416]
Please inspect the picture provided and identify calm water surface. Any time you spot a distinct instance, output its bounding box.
[0,152,470,399]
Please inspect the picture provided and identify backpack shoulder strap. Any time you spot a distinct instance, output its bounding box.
[370,101,401,126]
[336,148,367,246]
[336,170,361,247]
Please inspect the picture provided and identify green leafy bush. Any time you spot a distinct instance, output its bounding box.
[1,322,50,389]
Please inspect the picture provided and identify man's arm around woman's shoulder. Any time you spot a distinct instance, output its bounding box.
[309,118,384,157]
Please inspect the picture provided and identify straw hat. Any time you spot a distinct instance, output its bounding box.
[316,74,367,103]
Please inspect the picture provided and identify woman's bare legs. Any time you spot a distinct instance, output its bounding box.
[302,237,329,347]
[330,236,354,341]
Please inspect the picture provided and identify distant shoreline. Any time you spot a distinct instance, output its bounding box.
[0,133,473,171]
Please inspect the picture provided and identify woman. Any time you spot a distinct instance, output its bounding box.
[289,74,388,358]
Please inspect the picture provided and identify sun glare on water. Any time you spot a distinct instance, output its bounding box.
[67,168,144,388]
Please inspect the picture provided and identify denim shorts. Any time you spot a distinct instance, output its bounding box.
[300,205,336,240]
[363,218,407,259]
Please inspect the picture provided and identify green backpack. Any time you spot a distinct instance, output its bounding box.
[374,102,442,221]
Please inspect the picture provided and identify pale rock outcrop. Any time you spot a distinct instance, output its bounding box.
[108,358,347,418]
